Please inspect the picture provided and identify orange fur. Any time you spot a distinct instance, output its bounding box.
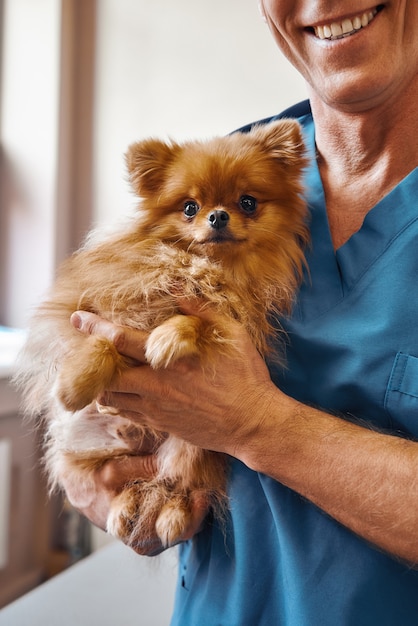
[14,120,309,548]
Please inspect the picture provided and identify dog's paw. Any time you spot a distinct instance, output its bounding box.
[106,486,141,542]
[145,315,201,368]
[155,497,191,547]
[107,483,171,555]
[55,376,97,412]
[55,336,123,411]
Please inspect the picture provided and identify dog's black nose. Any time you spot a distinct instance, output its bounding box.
[208,210,229,230]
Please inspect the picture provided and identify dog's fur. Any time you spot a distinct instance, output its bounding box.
[14,120,308,549]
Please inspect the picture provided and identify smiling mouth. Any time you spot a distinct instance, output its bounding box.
[309,5,384,41]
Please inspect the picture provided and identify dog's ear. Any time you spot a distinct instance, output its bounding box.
[125,138,180,196]
[250,119,306,167]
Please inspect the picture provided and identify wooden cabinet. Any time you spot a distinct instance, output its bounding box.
[0,375,52,608]
[0,329,56,608]
[0,327,92,608]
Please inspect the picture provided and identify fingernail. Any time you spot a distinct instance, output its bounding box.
[70,312,82,329]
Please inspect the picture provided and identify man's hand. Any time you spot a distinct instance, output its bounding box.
[61,406,210,556]
[69,309,418,564]
[70,307,276,458]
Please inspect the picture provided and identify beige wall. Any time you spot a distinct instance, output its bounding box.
[0,0,61,327]
[92,0,308,223]
[0,0,307,328]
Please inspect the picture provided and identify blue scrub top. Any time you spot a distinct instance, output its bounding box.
[170,104,418,626]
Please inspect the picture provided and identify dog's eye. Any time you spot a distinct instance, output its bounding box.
[184,201,200,218]
[239,195,257,214]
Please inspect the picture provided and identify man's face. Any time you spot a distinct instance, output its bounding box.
[259,1,418,111]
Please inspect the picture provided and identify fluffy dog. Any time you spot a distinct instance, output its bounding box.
[14,120,308,550]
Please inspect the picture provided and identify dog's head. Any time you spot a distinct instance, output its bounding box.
[125,120,308,276]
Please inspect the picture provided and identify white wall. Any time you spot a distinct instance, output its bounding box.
[92,0,308,224]
[0,0,307,327]
[0,0,61,328]
[0,2,307,615]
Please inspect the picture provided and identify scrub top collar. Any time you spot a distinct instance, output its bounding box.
[300,115,418,319]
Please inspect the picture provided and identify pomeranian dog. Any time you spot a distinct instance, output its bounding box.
[14,120,308,550]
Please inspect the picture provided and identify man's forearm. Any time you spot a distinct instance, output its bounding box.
[239,391,418,564]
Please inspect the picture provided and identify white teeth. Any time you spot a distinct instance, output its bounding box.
[330,23,343,37]
[313,8,378,41]
[341,19,353,34]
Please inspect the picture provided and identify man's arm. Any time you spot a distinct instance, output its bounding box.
[239,391,418,565]
[72,310,418,564]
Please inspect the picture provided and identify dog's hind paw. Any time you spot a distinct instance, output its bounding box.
[155,497,191,547]
[106,497,136,542]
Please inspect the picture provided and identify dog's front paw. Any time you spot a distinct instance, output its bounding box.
[145,315,202,368]
[56,336,124,411]
[55,374,97,412]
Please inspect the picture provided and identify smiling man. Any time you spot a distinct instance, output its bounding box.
[65,2,418,624]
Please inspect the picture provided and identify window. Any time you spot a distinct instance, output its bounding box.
[0,0,96,329]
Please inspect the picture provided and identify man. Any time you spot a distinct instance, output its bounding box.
[67,2,418,623]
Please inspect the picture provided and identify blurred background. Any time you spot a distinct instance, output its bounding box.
[0,0,307,611]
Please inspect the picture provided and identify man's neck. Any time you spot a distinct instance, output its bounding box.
[307,82,418,249]
[309,81,418,185]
